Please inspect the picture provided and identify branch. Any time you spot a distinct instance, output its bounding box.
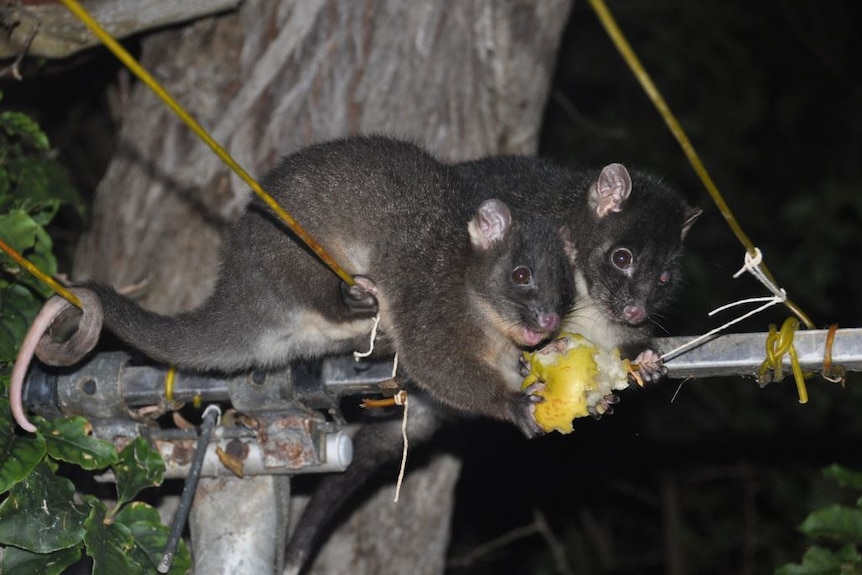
[0,0,242,60]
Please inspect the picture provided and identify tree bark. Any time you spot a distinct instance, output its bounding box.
[72,0,571,572]
[0,0,242,59]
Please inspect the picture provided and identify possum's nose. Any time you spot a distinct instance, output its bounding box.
[536,312,561,332]
[622,305,646,325]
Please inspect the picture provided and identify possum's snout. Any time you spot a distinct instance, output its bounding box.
[621,304,646,325]
[517,309,561,347]
[536,311,561,332]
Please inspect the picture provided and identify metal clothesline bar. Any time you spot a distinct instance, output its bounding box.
[654,328,861,380]
[24,330,859,430]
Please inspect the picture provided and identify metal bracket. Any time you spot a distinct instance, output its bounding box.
[24,328,858,478]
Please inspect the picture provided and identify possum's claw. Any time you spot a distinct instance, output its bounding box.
[518,354,531,377]
[510,384,546,438]
[588,392,620,419]
[341,275,379,314]
[519,336,570,377]
[632,348,667,385]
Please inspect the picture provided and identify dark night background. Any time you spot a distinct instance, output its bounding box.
[455,2,862,574]
[2,1,861,574]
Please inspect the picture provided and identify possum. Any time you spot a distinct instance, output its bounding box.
[283,156,701,573]
[10,136,575,437]
[458,156,701,379]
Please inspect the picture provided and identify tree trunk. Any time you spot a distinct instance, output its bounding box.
[72,0,571,572]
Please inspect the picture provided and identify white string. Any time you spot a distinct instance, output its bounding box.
[355,317,408,501]
[661,296,782,361]
[733,247,787,301]
[707,296,781,316]
[661,247,787,362]
[353,314,381,359]
[392,390,409,503]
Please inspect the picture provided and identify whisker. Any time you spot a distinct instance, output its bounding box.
[648,316,670,335]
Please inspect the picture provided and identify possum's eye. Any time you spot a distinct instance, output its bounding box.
[658,270,671,285]
[611,248,633,270]
[512,266,533,285]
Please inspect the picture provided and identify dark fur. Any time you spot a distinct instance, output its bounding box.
[87,136,574,433]
[283,155,700,574]
[457,156,701,360]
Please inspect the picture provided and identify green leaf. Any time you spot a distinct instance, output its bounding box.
[0,210,41,256]
[24,224,57,286]
[0,282,45,362]
[15,158,81,221]
[0,210,57,300]
[0,210,57,297]
[0,111,50,151]
[801,505,862,543]
[0,399,47,494]
[834,543,862,563]
[775,545,842,575]
[0,165,10,199]
[0,544,82,575]
[824,465,862,492]
[114,436,165,510]
[39,416,119,470]
[0,462,87,553]
[83,497,149,575]
[115,502,191,575]
[774,545,862,575]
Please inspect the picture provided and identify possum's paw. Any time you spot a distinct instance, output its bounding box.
[632,348,667,385]
[588,392,620,419]
[518,354,531,377]
[511,384,546,438]
[519,336,570,377]
[341,275,379,314]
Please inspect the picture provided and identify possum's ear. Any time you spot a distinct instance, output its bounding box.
[468,199,512,250]
[588,163,632,218]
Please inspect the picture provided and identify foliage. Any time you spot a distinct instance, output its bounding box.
[776,465,862,575]
[0,95,189,574]
[0,98,80,361]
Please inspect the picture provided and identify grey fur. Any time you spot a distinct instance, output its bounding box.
[88,136,575,433]
[283,156,701,574]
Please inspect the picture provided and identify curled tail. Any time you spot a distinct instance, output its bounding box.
[85,283,250,373]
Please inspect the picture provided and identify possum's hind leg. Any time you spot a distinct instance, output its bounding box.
[340,275,379,314]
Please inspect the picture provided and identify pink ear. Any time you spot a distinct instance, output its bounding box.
[468,199,512,250]
[588,163,632,218]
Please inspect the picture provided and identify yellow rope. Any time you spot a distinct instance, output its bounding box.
[0,237,82,308]
[164,365,177,403]
[587,0,814,329]
[57,0,355,287]
[758,318,809,403]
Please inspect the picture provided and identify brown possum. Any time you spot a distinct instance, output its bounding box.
[283,157,701,574]
[11,136,575,437]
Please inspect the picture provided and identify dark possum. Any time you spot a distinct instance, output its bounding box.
[82,136,574,434]
[459,156,701,372]
[284,156,701,574]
